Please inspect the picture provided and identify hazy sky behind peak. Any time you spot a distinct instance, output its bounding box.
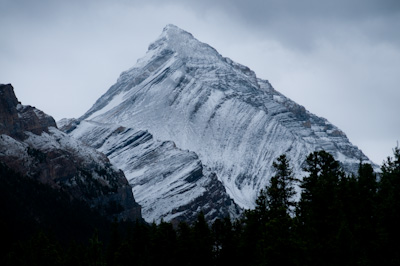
[1,0,399,164]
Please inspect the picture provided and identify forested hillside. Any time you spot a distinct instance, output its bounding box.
[1,147,399,266]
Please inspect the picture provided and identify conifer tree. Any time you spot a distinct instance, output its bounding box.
[176,222,193,266]
[86,231,105,266]
[263,154,298,265]
[267,154,298,217]
[212,217,239,266]
[355,162,378,264]
[150,220,177,266]
[297,150,345,266]
[244,154,298,265]
[192,212,213,266]
[377,146,400,265]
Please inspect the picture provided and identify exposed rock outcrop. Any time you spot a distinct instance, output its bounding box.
[0,84,56,139]
[0,84,142,221]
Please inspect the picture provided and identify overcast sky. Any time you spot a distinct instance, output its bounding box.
[1,0,399,164]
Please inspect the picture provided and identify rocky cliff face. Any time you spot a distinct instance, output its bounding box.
[63,120,241,223]
[0,84,142,221]
[73,25,376,213]
[0,84,56,139]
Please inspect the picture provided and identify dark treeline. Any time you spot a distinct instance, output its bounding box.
[1,147,400,266]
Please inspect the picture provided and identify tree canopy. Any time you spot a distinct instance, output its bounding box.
[3,147,400,266]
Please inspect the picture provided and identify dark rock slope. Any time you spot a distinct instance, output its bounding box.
[0,84,142,221]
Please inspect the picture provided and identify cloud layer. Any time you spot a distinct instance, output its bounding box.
[1,0,399,163]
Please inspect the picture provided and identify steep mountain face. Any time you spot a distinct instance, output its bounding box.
[0,84,142,221]
[74,24,373,211]
[63,120,241,223]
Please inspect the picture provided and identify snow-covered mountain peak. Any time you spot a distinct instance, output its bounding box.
[162,24,194,40]
[83,25,262,122]
[163,23,186,33]
[75,26,376,213]
[148,24,218,57]
[147,25,260,87]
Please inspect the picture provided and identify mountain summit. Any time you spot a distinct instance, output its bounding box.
[66,25,373,220]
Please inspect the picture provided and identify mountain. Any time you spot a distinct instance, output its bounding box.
[62,119,241,223]
[0,84,142,221]
[65,24,374,218]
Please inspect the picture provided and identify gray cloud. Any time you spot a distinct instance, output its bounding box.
[0,0,399,164]
[151,0,400,50]
[3,0,398,50]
